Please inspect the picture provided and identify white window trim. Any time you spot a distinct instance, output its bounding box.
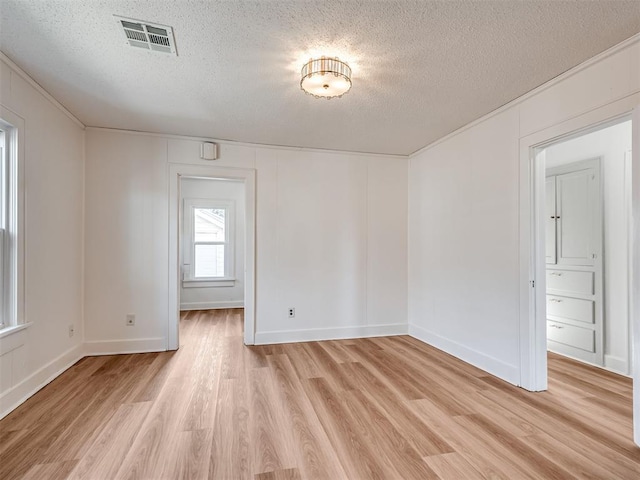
[182,198,235,285]
[0,107,26,332]
[0,132,5,328]
[182,279,235,288]
[0,322,32,339]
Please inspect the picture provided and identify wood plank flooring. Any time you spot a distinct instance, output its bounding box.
[1,309,638,479]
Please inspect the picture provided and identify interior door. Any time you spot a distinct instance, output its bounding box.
[556,168,598,266]
[545,176,557,264]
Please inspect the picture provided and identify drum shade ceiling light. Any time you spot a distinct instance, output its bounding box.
[300,56,352,99]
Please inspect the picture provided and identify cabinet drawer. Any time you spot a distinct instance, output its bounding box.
[547,295,594,324]
[546,270,593,295]
[547,321,594,352]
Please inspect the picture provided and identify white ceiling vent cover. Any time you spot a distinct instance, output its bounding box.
[115,16,177,55]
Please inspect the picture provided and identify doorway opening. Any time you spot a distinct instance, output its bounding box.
[168,164,256,350]
[179,177,246,312]
[536,119,632,376]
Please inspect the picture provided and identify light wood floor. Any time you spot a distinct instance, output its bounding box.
[1,309,638,479]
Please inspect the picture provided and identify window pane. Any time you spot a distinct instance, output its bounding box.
[194,208,225,242]
[194,244,225,277]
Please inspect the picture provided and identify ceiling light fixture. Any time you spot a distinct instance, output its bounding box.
[300,56,352,99]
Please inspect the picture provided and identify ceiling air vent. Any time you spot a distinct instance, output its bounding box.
[115,16,177,55]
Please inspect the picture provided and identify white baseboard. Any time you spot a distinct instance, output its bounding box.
[0,344,84,420]
[254,323,408,345]
[84,337,166,356]
[604,354,630,376]
[180,301,244,311]
[408,323,520,385]
[1,337,168,419]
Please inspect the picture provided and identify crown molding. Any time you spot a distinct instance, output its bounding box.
[409,32,640,158]
[0,51,85,129]
[85,126,408,160]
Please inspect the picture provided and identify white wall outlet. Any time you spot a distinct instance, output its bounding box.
[288,308,295,318]
[68,324,75,337]
[126,314,136,326]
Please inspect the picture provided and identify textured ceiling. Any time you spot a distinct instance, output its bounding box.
[1,1,639,155]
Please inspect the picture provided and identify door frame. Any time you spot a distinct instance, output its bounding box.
[518,95,638,392]
[632,105,640,446]
[168,164,256,349]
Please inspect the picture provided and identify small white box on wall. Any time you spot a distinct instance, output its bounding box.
[200,142,218,160]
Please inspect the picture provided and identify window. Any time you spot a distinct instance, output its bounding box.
[183,199,234,285]
[0,112,24,332]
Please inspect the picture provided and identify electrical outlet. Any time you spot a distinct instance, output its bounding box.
[126,314,136,326]
[68,325,74,337]
[288,308,295,318]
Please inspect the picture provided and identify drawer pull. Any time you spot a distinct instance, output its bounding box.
[550,272,563,276]
[549,324,564,329]
[549,298,563,303]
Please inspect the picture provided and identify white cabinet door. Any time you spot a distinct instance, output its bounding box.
[556,168,598,266]
[545,176,557,264]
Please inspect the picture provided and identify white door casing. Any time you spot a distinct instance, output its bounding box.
[518,95,637,390]
[632,106,639,446]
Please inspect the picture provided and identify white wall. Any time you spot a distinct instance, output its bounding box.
[180,177,245,310]
[408,109,521,382]
[0,57,84,417]
[409,36,639,385]
[545,121,633,374]
[84,130,408,350]
[84,131,168,353]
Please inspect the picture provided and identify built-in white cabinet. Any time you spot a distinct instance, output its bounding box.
[546,158,603,366]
